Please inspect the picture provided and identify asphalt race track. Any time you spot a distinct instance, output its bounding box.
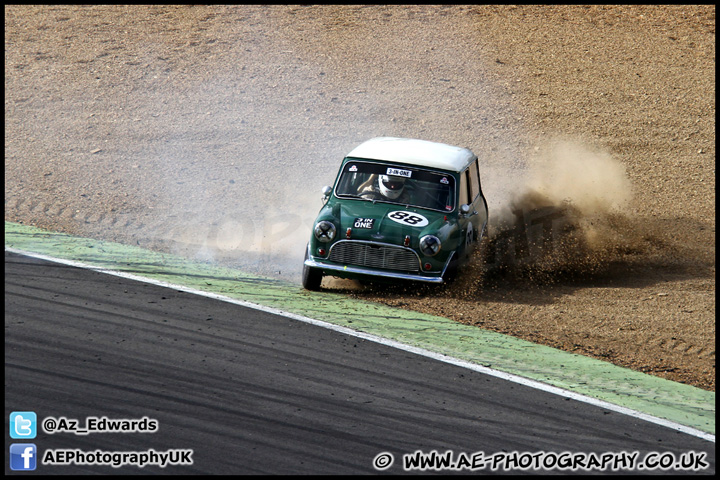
[5,251,715,474]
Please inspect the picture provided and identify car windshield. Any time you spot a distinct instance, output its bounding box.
[335,160,456,212]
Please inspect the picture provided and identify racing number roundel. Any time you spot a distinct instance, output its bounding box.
[387,211,429,228]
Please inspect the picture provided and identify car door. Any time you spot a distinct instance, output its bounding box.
[459,159,488,253]
[468,158,488,240]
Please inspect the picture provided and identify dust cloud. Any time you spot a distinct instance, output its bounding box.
[476,139,642,286]
[155,150,337,282]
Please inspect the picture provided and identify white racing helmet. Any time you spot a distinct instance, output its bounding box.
[379,175,406,200]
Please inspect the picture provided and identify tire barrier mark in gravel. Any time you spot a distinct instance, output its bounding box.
[4,221,715,439]
[7,196,220,252]
[653,338,715,359]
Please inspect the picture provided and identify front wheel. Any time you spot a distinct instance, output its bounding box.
[442,252,460,284]
[443,226,476,284]
[302,245,323,291]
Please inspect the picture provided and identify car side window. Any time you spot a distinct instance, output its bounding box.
[468,160,480,202]
[459,170,469,206]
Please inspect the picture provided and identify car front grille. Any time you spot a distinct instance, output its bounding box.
[328,241,420,272]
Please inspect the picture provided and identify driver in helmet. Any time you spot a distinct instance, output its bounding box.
[359,174,411,203]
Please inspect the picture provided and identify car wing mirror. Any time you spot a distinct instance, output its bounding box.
[321,185,332,203]
[460,204,477,217]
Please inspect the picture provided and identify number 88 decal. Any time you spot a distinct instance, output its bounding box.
[387,211,429,227]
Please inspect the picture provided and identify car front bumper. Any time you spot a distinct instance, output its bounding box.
[304,249,455,284]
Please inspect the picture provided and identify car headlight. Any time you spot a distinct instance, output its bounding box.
[419,235,441,256]
[314,221,337,242]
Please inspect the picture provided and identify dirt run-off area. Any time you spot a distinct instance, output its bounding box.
[5,5,715,390]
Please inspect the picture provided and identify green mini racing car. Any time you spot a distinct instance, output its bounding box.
[302,137,488,290]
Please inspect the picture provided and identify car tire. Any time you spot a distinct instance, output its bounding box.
[442,251,460,284]
[444,225,476,284]
[302,245,323,291]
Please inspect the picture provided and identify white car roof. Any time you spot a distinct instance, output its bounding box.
[345,137,476,173]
